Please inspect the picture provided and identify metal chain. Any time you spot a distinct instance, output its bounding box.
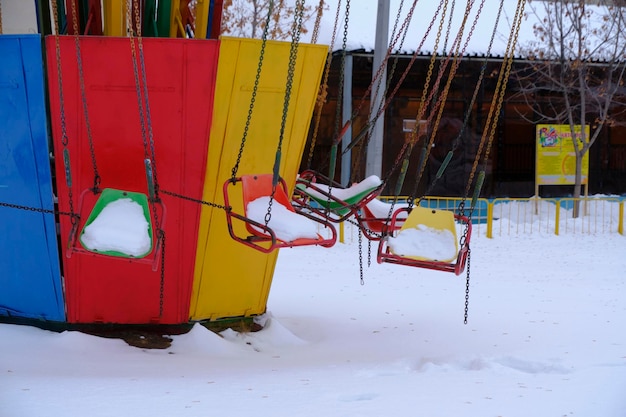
[414,0,498,257]
[158,230,166,318]
[404,0,457,178]
[160,185,233,318]
[134,2,161,200]
[373,0,445,187]
[306,0,343,168]
[358,228,364,285]
[129,0,163,236]
[265,0,305,227]
[352,0,411,183]
[329,0,349,167]
[71,1,101,192]
[377,0,450,223]
[51,0,77,224]
[466,0,526,199]
[310,0,325,44]
[463,0,524,325]
[320,0,349,214]
[480,0,526,173]
[349,0,415,126]
[0,201,78,220]
[443,0,456,54]
[128,2,151,168]
[382,0,476,219]
[343,216,382,241]
[464,248,471,324]
[231,1,274,180]
[160,189,228,210]
[411,0,479,206]
[278,1,305,160]
[124,0,168,317]
[342,0,436,169]
[414,0,449,139]
[423,0,497,207]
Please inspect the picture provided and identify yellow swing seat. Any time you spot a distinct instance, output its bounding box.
[377,206,471,275]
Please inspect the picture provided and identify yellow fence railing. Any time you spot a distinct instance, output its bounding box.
[331,196,625,242]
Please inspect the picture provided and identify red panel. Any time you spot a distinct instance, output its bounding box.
[46,36,219,324]
[65,0,81,35]
[85,0,104,36]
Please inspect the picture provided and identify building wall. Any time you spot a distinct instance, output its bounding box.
[303,52,626,198]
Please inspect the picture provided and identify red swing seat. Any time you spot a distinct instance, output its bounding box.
[224,174,337,253]
[355,200,408,241]
[377,206,471,276]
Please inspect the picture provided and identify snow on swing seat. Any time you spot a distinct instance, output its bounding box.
[80,190,152,258]
[362,198,409,219]
[387,224,458,262]
[294,173,383,219]
[247,196,320,242]
[223,174,337,253]
[298,174,383,202]
[385,206,459,263]
[357,198,410,238]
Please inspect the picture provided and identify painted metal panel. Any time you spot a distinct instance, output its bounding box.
[0,35,65,322]
[102,0,125,36]
[46,36,219,324]
[191,37,328,321]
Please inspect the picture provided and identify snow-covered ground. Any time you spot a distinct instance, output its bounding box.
[1,201,625,417]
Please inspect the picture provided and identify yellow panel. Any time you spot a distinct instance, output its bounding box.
[190,37,329,321]
[397,207,459,262]
[169,0,183,38]
[193,0,210,39]
[103,0,126,36]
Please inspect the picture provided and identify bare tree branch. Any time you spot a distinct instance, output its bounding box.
[221,0,327,40]
[511,0,626,215]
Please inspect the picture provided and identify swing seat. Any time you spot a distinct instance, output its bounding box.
[224,174,337,253]
[355,199,408,241]
[377,206,471,275]
[292,170,384,222]
[67,188,165,271]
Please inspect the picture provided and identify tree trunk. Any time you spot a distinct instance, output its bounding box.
[573,151,583,218]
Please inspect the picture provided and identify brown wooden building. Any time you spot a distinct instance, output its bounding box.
[302,51,626,198]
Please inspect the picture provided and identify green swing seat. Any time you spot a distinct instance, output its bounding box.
[78,188,154,259]
[293,170,384,221]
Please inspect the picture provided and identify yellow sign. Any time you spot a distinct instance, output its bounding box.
[536,124,589,185]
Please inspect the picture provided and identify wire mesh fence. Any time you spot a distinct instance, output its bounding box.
[331,196,625,242]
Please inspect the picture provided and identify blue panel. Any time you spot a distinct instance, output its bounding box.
[0,35,65,322]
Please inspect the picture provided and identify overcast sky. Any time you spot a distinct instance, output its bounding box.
[310,0,536,55]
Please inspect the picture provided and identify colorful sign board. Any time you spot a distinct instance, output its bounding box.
[536,124,589,185]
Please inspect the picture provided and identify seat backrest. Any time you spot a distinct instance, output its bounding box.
[397,206,459,262]
[240,174,294,214]
[401,206,456,233]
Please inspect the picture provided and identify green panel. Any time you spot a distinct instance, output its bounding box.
[156,0,172,37]
[143,0,159,37]
[79,188,153,258]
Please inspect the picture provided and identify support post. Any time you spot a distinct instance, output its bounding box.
[341,53,353,187]
[365,0,389,179]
